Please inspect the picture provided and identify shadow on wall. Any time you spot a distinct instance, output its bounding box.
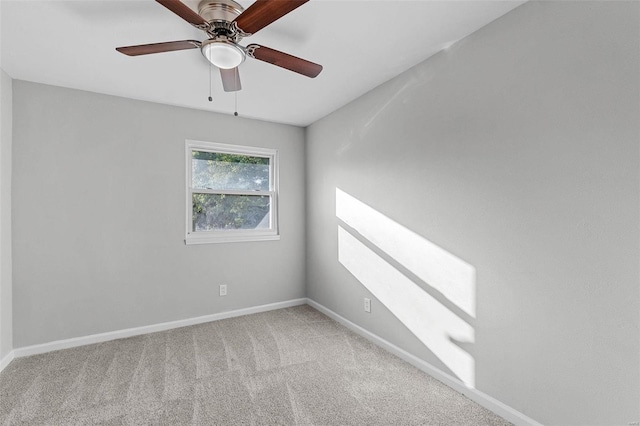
[336,188,477,387]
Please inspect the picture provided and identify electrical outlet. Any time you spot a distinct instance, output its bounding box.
[219,284,227,296]
[364,297,371,313]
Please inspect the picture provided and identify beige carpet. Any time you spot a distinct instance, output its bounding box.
[0,305,510,425]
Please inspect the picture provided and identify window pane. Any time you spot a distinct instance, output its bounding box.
[192,151,269,191]
[192,193,270,231]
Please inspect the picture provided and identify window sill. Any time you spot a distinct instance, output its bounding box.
[185,232,280,245]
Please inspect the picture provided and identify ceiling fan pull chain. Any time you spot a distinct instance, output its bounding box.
[208,61,213,102]
[234,71,239,116]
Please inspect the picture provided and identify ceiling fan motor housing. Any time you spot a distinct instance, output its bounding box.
[195,0,245,42]
[198,0,243,24]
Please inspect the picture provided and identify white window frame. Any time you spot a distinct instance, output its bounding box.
[185,140,279,245]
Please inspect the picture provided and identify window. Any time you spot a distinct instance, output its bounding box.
[185,140,279,244]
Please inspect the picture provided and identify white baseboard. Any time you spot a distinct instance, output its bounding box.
[13,298,307,358]
[0,350,15,374]
[306,298,543,426]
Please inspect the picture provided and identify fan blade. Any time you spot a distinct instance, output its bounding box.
[233,0,309,35]
[220,67,242,92]
[156,0,209,28]
[116,40,200,56]
[247,44,322,78]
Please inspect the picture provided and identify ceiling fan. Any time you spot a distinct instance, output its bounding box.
[116,0,322,92]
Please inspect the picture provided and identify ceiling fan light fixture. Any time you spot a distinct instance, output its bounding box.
[201,39,245,69]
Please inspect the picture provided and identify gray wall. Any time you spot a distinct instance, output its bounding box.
[0,68,12,361]
[12,81,306,347]
[305,2,639,425]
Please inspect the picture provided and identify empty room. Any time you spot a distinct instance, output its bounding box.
[0,0,638,425]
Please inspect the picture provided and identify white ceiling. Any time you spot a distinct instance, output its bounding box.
[1,0,525,127]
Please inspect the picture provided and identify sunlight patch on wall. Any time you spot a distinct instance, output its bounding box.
[336,188,476,317]
[338,226,475,387]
